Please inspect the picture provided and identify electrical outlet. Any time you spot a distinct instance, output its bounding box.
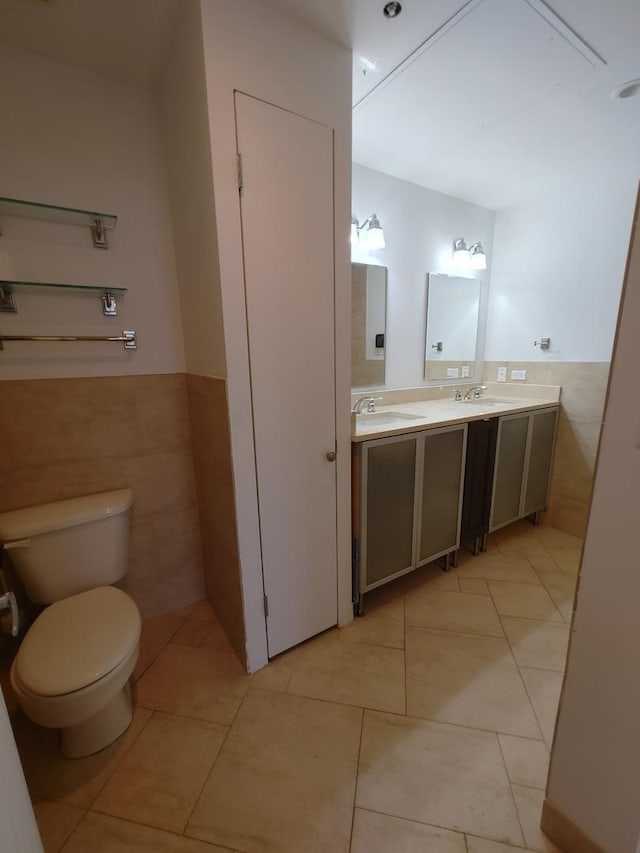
[497,366,507,382]
[511,369,527,381]
[446,367,460,378]
[461,365,470,378]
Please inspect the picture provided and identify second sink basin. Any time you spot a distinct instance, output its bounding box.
[357,411,423,426]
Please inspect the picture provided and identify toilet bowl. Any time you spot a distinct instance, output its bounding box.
[0,489,141,758]
[10,586,141,757]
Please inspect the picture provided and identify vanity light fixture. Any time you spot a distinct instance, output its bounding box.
[452,238,487,270]
[352,214,386,250]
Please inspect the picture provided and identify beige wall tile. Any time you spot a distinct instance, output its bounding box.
[0,374,204,619]
[186,374,245,667]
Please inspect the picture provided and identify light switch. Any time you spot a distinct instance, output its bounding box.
[461,365,470,378]
[497,367,507,382]
[511,369,527,381]
[446,367,460,378]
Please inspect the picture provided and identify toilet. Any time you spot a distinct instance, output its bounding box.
[0,489,141,758]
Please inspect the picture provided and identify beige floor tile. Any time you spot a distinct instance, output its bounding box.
[93,712,228,833]
[536,572,577,622]
[534,527,582,555]
[171,618,212,647]
[250,648,299,693]
[498,734,549,789]
[200,617,237,652]
[519,668,563,742]
[548,550,581,576]
[135,642,250,724]
[466,837,539,853]
[133,607,193,681]
[459,578,490,595]
[457,554,541,585]
[511,784,563,852]
[406,590,504,637]
[527,554,562,575]
[34,801,84,853]
[351,809,466,853]
[186,690,361,853]
[287,631,405,713]
[62,811,232,852]
[501,618,569,671]
[406,627,541,737]
[14,707,152,808]
[489,582,563,622]
[388,561,460,595]
[188,600,218,623]
[356,711,524,845]
[338,597,404,649]
[493,524,549,556]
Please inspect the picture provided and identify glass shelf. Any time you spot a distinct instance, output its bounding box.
[0,196,117,230]
[0,281,127,317]
[0,280,126,294]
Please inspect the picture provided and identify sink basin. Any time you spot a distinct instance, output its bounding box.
[462,398,517,408]
[357,410,423,426]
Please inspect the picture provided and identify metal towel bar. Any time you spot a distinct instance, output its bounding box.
[0,330,136,351]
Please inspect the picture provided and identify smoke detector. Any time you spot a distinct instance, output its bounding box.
[383,2,402,19]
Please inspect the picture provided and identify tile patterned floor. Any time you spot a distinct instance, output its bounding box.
[8,519,580,853]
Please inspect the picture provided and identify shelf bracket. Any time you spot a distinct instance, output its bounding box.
[101,291,118,316]
[91,218,109,249]
[0,284,16,314]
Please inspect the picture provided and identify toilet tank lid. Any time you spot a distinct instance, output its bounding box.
[0,489,133,541]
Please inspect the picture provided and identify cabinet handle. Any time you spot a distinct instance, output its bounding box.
[326,451,337,462]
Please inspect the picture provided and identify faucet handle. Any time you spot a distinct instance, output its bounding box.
[0,591,19,637]
[454,390,463,401]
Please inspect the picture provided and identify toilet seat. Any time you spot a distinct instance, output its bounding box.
[15,586,140,697]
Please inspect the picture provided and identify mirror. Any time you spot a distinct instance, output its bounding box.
[425,273,480,381]
[351,263,387,389]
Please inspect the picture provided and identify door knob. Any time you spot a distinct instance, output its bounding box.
[326,451,336,462]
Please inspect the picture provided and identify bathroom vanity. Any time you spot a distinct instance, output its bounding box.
[351,392,559,614]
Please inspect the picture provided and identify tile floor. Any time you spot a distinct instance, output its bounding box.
[7,520,581,853]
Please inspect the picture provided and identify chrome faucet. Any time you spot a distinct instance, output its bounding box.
[463,385,487,400]
[453,389,464,401]
[353,395,383,414]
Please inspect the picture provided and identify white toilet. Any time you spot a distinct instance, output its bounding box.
[0,489,141,758]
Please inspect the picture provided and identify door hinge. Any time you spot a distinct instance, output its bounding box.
[237,153,244,192]
[263,594,269,618]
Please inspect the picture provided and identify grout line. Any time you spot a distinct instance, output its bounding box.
[348,708,365,853]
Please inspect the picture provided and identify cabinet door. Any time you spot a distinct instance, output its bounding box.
[490,413,530,530]
[418,425,466,564]
[362,435,418,590]
[460,417,499,544]
[523,407,558,515]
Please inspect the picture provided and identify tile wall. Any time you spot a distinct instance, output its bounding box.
[0,374,205,619]
[186,374,246,666]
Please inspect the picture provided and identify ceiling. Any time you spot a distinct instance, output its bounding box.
[1,0,639,209]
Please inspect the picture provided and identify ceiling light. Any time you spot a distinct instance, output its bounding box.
[383,2,402,19]
[612,79,640,100]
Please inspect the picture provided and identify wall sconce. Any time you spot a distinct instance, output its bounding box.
[452,238,487,270]
[352,214,386,250]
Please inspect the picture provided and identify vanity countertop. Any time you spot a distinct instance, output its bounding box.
[351,392,560,442]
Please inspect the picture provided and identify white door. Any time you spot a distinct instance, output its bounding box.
[0,690,43,852]
[235,92,337,657]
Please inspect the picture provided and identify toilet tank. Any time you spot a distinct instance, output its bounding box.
[0,489,133,604]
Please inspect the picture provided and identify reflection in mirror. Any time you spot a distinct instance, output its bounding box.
[425,273,480,381]
[352,263,387,389]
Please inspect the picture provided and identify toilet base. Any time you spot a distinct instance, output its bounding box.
[61,682,133,758]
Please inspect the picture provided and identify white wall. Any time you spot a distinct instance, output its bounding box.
[198,0,352,671]
[160,3,225,378]
[0,45,184,380]
[352,163,495,389]
[546,190,640,852]
[485,172,637,363]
